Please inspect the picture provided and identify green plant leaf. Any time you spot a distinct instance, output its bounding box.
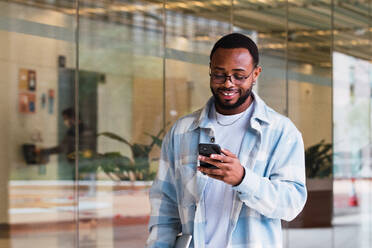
[116,156,134,172]
[144,133,163,148]
[132,144,150,158]
[134,157,150,170]
[145,122,170,149]
[94,126,166,181]
[78,160,99,173]
[102,152,123,157]
[305,139,333,178]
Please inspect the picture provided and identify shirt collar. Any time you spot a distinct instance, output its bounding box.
[189,90,271,131]
[250,91,271,125]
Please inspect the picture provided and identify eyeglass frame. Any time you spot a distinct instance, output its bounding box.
[209,66,257,85]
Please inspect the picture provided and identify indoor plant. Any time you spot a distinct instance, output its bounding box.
[305,140,332,179]
[75,126,167,182]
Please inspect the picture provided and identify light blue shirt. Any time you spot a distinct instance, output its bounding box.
[147,91,307,248]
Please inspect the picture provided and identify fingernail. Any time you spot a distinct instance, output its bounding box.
[211,154,215,159]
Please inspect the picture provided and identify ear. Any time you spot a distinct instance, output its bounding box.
[253,66,262,81]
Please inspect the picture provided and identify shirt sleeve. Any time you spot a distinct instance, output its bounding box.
[146,129,182,248]
[233,127,307,221]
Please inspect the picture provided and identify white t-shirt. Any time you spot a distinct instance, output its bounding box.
[204,102,254,248]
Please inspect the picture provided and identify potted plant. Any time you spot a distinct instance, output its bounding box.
[285,140,333,228]
[74,126,168,182]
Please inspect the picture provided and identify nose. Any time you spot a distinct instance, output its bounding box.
[223,76,234,87]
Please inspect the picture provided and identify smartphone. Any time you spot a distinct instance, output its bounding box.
[198,143,221,169]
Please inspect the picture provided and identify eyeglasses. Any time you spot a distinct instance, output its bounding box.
[209,67,256,85]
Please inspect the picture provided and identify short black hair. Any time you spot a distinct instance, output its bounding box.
[210,33,259,66]
[62,107,75,119]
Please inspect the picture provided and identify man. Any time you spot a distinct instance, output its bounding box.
[37,107,94,164]
[147,33,307,248]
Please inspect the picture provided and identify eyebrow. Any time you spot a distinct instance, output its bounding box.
[212,66,246,72]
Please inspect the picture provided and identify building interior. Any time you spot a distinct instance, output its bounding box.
[1,0,372,247]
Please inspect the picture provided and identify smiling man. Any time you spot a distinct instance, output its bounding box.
[147,33,307,248]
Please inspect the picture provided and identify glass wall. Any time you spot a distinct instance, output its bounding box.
[0,0,78,247]
[333,1,372,247]
[0,0,371,247]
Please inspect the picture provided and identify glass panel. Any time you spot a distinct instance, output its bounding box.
[287,0,333,246]
[333,1,372,247]
[233,0,288,115]
[0,0,77,247]
[2,1,372,248]
[165,0,232,124]
[77,0,164,247]
[232,0,289,242]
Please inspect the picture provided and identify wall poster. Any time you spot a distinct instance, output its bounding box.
[18,69,37,113]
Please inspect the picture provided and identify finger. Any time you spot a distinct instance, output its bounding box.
[207,174,224,181]
[198,155,222,168]
[221,148,237,158]
[210,154,234,163]
[198,166,224,176]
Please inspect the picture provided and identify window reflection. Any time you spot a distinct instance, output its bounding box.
[1,0,372,248]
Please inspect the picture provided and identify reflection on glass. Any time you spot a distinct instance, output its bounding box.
[1,0,77,247]
[333,52,370,178]
[233,1,288,115]
[333,0,372,243]
[78,0,164,247]
[285,0,333,246]
[1,0,372,247]
[165,0,231,123]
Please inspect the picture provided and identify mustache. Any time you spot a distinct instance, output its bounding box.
[217,87,239,92]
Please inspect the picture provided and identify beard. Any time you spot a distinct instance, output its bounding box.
[210,85,253,110]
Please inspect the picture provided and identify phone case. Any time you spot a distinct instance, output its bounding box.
[198,143,221,169]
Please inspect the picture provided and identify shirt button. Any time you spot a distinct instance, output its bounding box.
[210,137,215,143]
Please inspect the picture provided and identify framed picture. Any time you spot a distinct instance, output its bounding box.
[19,69,29,91]
[28,70,37,91]
[19,93,36,113]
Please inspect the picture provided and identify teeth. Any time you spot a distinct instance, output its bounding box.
[222,92,235,96]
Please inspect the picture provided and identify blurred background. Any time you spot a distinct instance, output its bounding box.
[0,0,371,247]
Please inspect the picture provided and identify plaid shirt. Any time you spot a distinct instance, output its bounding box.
[147,92,307,248]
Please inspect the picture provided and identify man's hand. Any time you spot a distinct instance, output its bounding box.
[197,148,245,186]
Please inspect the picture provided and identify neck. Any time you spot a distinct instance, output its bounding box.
[215,95,253,115]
